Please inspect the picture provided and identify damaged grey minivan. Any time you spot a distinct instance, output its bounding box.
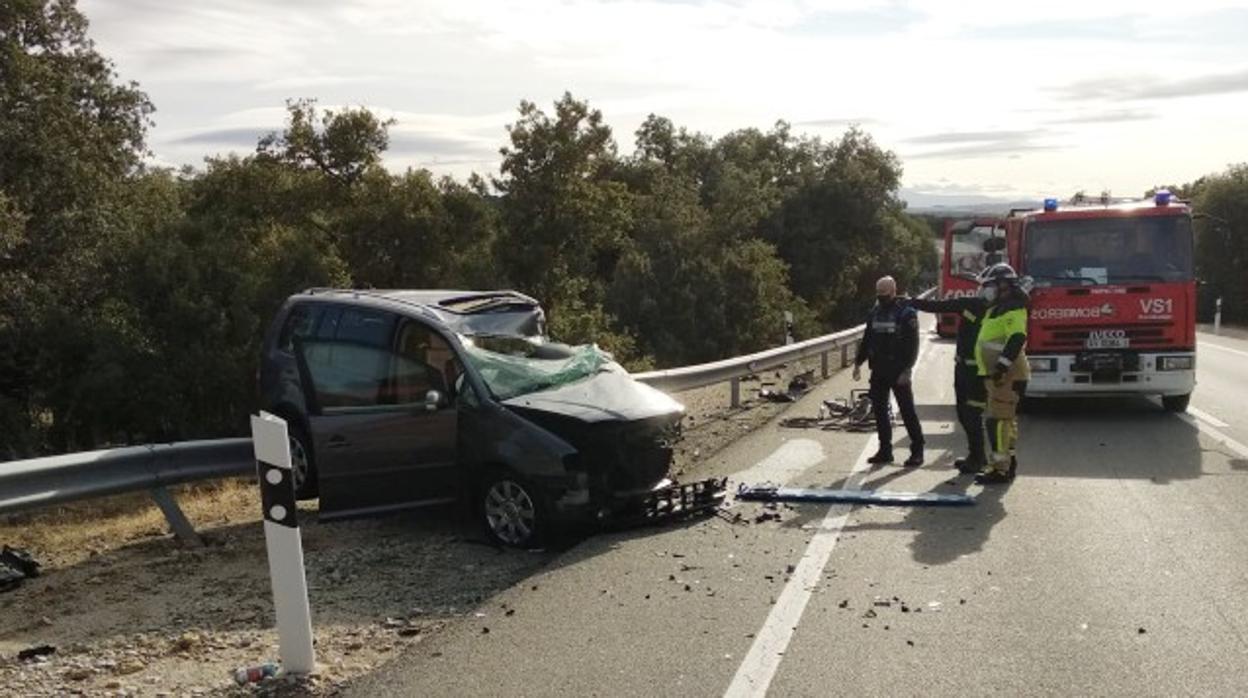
[258,288,710,547]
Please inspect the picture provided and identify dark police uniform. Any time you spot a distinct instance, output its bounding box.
[908,296,988,468]
[854,300,924,463]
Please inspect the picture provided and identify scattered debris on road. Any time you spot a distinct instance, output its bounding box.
[0,546,40,593]
[17,645,56,662]
[232,662,278,685]
[758,371,817,404]
[779,389,892,433]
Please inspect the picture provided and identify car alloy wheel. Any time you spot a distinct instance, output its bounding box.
[484,479,538,546]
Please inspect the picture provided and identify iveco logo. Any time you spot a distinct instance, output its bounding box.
[1031,303,1116,320]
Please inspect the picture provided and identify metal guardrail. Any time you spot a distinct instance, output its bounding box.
[634,324,865,405]
[634,288,934,405]
[0,438,254,543]
[0,290,932,534]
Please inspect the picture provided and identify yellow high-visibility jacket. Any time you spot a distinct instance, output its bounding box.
[975,297,1030,382]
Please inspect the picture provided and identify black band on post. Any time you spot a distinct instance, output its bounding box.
[257,458,298,529]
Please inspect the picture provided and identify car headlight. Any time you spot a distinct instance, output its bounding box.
[1158,356,1194,371]
[1028,357,1057,373]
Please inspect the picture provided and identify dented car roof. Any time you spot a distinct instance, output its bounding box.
[299,288,547,337]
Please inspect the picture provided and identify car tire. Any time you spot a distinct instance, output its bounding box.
[1162,393,1191,413]
[480,470,546,548]
[287,423,319,500]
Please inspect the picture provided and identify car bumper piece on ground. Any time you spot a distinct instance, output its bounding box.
[602,477,728,529]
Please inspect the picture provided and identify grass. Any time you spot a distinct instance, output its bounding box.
[0,478,260,564]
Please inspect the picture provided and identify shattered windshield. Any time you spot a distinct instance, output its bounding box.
[460,336,612,400]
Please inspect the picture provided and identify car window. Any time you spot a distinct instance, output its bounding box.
[300,340,393,409]
[316,306,342,339]
[335,308,395,347]
[278,304,324,352]
[393,321,459,403]
[296,313,467,412]
[297,309,398,410]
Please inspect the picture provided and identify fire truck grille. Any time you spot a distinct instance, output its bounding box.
[1038,323,1173,351]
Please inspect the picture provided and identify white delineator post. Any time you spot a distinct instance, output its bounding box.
[250,412,316,675]
[1215,297,1223,335]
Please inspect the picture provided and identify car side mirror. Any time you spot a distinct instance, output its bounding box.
[424,389,444,412]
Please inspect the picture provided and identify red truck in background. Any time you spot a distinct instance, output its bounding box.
[937,218,1007,337]
[941,192,1196,411]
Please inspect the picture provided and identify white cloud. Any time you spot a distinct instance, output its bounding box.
[78,0,1248,196]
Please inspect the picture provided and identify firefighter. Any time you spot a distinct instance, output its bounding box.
[904,284,989,474]
[974,263,1031,484]
[852,276,925,466]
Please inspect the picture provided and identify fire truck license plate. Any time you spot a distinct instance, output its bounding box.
[1086,330,1129,349]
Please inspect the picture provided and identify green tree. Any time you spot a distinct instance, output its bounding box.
[607,153,810,366]
[0,0,155,453]
[1191,165,1248,323]
[760,128,932,326]
[258,98,394,186]
[494,93,640,360]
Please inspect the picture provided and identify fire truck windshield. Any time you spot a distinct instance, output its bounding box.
[1024,215,1193,286]
[949,225,1000,279]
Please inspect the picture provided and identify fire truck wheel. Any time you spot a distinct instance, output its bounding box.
[1161,394,1191,413]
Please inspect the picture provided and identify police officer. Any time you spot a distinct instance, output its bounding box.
[974,264,1031,484]
[853,276,924,466]
[905,281,989,474]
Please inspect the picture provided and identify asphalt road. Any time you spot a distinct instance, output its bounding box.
[348,322,1248,697]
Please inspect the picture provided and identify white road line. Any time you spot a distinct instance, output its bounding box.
[1199,340,1248,360]
[1188,406,1230,429]
[724,333,939,698]
[731,439,826,487]
[723,428,879,698]
[1178,413,1248,460]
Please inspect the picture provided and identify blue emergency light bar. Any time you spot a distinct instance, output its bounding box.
[1155,190,1172,206]
[1043,198,1059,212]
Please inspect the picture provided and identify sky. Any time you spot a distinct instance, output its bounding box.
[79,0,1248,206]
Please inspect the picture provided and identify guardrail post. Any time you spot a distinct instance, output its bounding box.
[730,377,741,408]
[840,343,850,368]
[1215,297,1222,335]
[252,412,316,676]
[821,351,829,379]
[148,486,202,547]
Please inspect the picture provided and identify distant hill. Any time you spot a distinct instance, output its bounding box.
[900,188,1039,217]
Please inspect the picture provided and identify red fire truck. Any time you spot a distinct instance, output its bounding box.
[942,192,1196,411]
[937,218,1007,337]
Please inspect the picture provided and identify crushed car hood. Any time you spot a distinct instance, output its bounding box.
[502,369,684,423]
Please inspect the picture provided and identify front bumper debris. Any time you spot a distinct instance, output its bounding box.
[604,477,728,529]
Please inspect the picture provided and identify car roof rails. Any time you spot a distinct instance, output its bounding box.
[298,287,442,320]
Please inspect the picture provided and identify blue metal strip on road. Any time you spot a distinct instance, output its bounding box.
[736,484,974,507]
